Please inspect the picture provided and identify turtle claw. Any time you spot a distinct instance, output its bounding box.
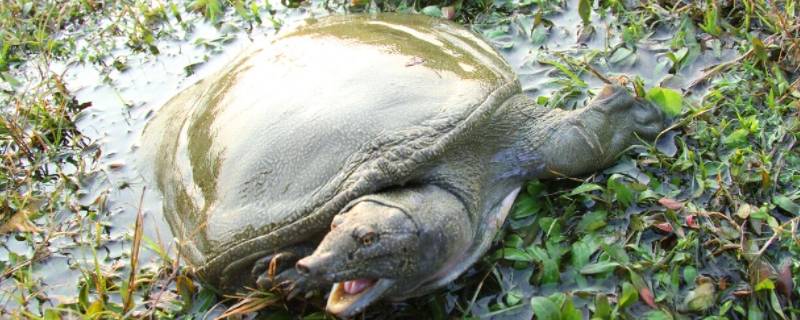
[256,267,321,299]
[251,251,298,281]
[253,253,296,289]
[251,247,324,298]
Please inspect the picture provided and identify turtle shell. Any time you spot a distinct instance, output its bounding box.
[141,13,519,288]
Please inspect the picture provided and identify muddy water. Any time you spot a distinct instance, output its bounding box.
[0,2,322,313]
[0,0,736,316]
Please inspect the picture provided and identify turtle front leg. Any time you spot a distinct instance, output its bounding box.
[251,244,327,298]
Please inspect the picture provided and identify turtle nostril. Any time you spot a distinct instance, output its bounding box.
[296,260,311,275]
[296,252,332,276]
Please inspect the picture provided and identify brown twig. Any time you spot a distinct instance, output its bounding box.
[123,187,146,314]
[581,62,613,84]
[687,49,754,90]
[697,210,742,231]
[755,216,800,258]
[777,76,800,105]
[463,262,497,316]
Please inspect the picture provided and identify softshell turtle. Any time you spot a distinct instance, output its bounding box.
[140,13,667,318]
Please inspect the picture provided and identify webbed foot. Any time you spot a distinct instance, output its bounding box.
[250,246,323,299]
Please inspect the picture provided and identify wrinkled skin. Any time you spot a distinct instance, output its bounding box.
[287,85,666,317]
[296,185,473,315]
[141,13,668,319]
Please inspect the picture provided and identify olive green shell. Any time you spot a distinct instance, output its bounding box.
[141,13,517,288]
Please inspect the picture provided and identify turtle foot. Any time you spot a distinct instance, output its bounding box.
[251,247,323,299]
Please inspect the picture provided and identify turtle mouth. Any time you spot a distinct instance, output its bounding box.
[326,278,395,318]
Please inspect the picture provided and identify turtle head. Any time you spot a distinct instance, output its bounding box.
[296,200,437,318]
[591,84,667,141]
[583,84,668,160]
[530,84,670,178]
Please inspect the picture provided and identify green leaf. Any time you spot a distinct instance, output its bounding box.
[772,195,799,215]
[643,310,673,320]
[748,298,764,320]
[538,217,563,240]
[506,291,523,305]
[177,275,196,306]
[701,3,722,36]
[602,243,630,264]
[750,206,770,220]
[578,0,591,25]
[44,309,60,320]
[541,258,560,284]
[751,36,768,65]
[607,176,633,207]
[723,128,749,147]
[191,0,224,20]
[540,59,587,87]
[769,290,788,319]
[530,246,561,284]
[511,194,542,219]
[577,210,607,233]
[683,266,697,285]
[594,294,611,320]
[421,5,442,17]
[674,47,689,63]
[87,300,104,315]
[548,292,567,306]
[482,27,505,39]
[618,282,639,309]
[628,270,647,289]
[580,261,620,275]
[79,281,90,309]
[570,183,603,195]
[571,235,600,269]
[645,87,683,116]
[505,234,524,248]
[531,26,548,45]
[302,312,331,320]
[754,278,775,291]
[531,296,561,320]
[527,180,545,196]
[195,287,218,311]
[562,297,582,320]
[500,248,533,262]
[609,47,635,66]
[0,72,21,88]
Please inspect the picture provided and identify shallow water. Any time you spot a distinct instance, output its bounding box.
[0,0,738,316]
[0,1,318,313]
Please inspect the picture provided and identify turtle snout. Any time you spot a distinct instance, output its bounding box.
[632,101,668,138]
[296,252,333,277]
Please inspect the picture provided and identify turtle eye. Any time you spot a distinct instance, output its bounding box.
[359,232,376,246]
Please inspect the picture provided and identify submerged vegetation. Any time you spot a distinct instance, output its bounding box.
[0,0,797,319]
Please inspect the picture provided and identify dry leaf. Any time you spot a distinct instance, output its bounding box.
[640,286,657,308]
[659,197,684,210]
[0,210,41,234]
[653,222,673,233]
[684,277,715,311]
[777,262,793,298]
[686,215,698,228]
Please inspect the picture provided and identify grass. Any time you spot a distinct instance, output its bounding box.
[0,0,798,319]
